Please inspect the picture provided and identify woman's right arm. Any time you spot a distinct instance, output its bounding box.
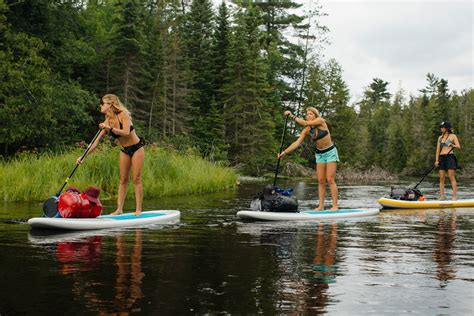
[277,128,308,159]
[88,129,107,153]
[77,129,107,164]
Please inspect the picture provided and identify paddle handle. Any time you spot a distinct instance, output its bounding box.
[273,115,290,187]
[413,147,454,190]
[55,129,102,196]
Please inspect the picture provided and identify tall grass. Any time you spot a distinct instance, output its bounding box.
[1,145,237,202]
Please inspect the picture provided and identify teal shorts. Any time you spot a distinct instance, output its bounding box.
[315,146,340,163]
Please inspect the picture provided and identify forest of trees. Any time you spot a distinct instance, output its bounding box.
[1,0,473,175]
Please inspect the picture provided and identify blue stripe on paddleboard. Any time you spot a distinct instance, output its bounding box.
[303,209,365,215]
[98,212,166,220]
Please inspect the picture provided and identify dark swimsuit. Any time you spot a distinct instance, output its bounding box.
[109,122,132,139]
[440,139,452,148]
[309,127,335,154]
[439,138,457,170]
[309,127,329,141]
[110,123,145,157]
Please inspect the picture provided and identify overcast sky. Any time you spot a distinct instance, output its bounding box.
[317,0,473,100]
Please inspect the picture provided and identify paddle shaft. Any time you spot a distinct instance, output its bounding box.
[55,129,102,196]
[413,147,454,190]
[273,115,290,187]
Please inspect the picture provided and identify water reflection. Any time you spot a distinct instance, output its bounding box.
[56,235,102,274]
[71,230,144,314]
[432,211,457,287]
[301,223,339,314]
[312,223,338,284]
[7,179,472,315]
[112,230,144,313]
[30,229,145,314]
[239,222,340,314]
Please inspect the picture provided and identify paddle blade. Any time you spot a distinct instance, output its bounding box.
[43,197,59,217]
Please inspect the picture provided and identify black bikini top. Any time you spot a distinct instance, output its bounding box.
[309,126,329,141]
[110,122,134,139]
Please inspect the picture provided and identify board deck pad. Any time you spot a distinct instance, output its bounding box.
[303,209,370,214]
[98,212,168,220]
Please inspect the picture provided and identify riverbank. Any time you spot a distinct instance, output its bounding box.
[275,162,474,182]
[277,162,397,182]
[0,144,237,202]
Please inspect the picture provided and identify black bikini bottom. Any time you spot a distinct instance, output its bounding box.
[121,137,145,157]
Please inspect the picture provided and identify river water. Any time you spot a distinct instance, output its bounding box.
[0,179,473,314]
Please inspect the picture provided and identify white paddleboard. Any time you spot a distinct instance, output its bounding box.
[236,208,379,221]
[378,197,474,209]
[28,210,180,230]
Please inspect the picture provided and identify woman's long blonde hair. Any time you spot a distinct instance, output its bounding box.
[102,94,131,116]
[306,106,331,132]
[306,107,320,117]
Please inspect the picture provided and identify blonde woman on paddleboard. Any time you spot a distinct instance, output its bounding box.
[78,94,145,216]
[278,107,339,211]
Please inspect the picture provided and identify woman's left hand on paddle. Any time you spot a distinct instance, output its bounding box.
[99,122,111,130]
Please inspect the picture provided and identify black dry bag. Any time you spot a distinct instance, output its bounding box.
[390,186,423,201]
[250,192,298,213]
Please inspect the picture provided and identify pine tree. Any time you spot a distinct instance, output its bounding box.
[305,60,326,111]
[199,1,232,160]
[305,58,349,118]
[141,0,166,140]
[436,78,450,122]
[212,1,231,105]
[221,5,275,174]
[419,73,439,97]
[194,99,229,161]
[233,0,328,119]
[401,94,437,174]
[455,89,474,165]
[182,0,217,153]
[80,0,117,94]
[109,0,147,118]
[183,0,215,115]
[304,58,354,165]
[358,78,391,167]
[155,2,193,139]
[233,1,311,86]
[383,88,406,172]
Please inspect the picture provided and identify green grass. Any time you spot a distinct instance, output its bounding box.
[0,144,237,202]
